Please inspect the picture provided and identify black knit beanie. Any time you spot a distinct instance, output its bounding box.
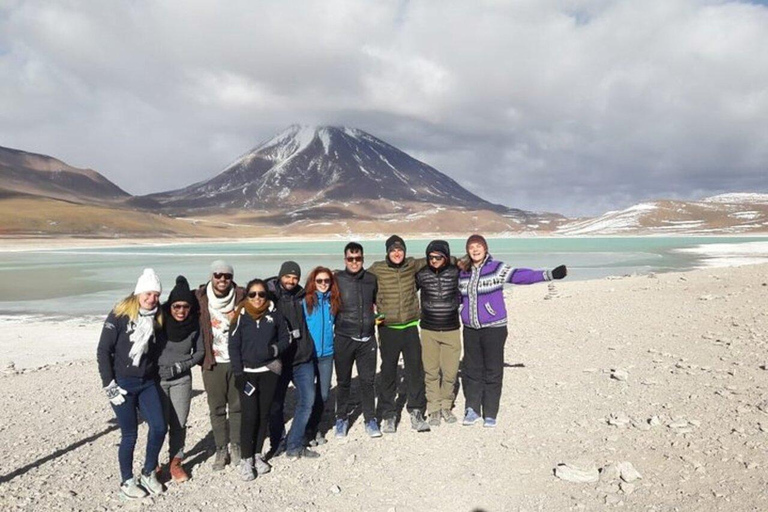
[167,275,198,307]
[426,239,450,260]
[279,260,301,279]
[385,235,406,255]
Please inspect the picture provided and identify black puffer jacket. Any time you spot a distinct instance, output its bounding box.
[266,277,312,366]
[228,304,291,374]
[97,312,160,387]
[335,268,378,339]
[415,240,460,331]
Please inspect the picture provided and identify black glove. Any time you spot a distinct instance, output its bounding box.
[158,362,184,380]
[234,374,246,392]
[550,265,567,280]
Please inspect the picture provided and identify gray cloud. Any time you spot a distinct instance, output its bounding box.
[1,0,767,216]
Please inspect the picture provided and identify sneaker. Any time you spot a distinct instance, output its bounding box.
[287,447,321,460]
[365,419,383,438]
[463,407,481,426]
[381,416,397,434]
[139,470,164,495]
[239,458,255,481]
[169,457,189,483]
[441,409,458,424]
[230,443,242,466]
[120,478,148,499]
[484,417,497,428]
[428,412,441,427]
[314,431,328,446]
[334,418,349,438]
[212,446,229,471]
[410,410,431,432]
[254,454,272,476]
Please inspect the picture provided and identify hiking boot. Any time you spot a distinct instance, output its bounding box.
[139,470,164,495]
[212,446,229,471]
[230,443,241,466]
[334,418,349,438]
[239,457,255,481]
[410,410,431,432]
[463,407,481,426]
[381,416,397,434]
[120,478,148,499]
[365,419,383,438]
[169,457,189,483]
[254,454,272,476]
[483,417,497,428]
[428,412,441,427]
[441,409,458,424]
[287,447,321,461]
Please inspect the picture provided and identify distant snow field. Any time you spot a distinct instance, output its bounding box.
[675,241,768,268]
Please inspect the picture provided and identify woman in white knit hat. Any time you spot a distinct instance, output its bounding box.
[96,268,167,499]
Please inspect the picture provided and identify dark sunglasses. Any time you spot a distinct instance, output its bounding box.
[428,254,445,261]
[213,272,233,280]
[345,256,363,263]
[171,304,191,310]
[247,291,267,299]
[315,278,331,285]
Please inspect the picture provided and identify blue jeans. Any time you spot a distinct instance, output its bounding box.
[308,355,334,435]
[112,377,167,483]
[270,361,316,452]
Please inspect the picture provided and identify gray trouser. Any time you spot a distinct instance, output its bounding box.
[159,373,192,460]
[202,362,241,449]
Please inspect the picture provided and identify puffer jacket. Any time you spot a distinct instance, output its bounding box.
[416,264,460,331]
[303,290,335,358]
[266,277,312,366]
[228,303,291,374]
[367,257,427,325]
[335,268,378,339]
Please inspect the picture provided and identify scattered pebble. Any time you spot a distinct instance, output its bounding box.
[554,463,599,483]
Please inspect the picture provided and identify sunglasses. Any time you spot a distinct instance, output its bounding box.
[428,254,445,261]
[213,273,233,280]
[247,291,267,299]
[171,304,191,310]
[315,278,331,285]
[345,256,363,263]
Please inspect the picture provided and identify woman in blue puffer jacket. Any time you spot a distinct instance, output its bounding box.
[302,266,341,446]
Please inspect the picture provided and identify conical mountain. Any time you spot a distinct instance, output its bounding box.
[152,125,501,210]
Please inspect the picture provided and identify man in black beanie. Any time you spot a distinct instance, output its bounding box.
[266,261,319,460]
[368,235,431,433]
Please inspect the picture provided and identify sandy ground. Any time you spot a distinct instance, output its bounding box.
[1,263,768,511]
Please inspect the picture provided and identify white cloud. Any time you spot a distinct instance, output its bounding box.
[0,0,766,216]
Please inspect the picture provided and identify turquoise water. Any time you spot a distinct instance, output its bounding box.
[0,236,766,319]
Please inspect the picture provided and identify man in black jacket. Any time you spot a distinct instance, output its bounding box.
[415,240,461,426]
[266,261,320,460]
[333,242,382,438]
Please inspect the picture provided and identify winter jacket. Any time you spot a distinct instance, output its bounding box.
[458,255,550,329]
[266,277,312,366]
[367,257,427,325]
[195,283,246,370]
[335,268,378,339]
[97,312,160,387]
[416,263,460,331]
[156,329,204,380]
[228,304,291,375]
[303,290,335,358]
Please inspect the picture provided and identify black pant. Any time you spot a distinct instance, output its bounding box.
[377,325,426,419]
[334,334,377,422]
[240,371,280,459]
[462,326,507,419]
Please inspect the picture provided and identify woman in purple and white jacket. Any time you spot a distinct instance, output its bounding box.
[457,234,567,427]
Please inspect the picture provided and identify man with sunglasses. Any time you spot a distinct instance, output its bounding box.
[333,242,381,438]
[266,261,321,460]
[368,235,431,434]
[195,260,245,471]
[415,240,461,426]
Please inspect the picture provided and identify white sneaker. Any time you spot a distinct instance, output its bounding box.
[254,454,272,475]
[139,470,164,495]
[239,458,255,481]
[120,478,148,499]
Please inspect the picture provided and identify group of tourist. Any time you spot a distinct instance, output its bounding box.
[96,234,567,498]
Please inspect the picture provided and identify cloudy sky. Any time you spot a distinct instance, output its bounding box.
[1,0,767,216]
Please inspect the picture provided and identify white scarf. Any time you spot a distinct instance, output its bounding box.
[207,282,236,344]
[128,307,157,367]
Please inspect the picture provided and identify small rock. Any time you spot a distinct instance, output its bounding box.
[329,485,341,494]
[757,401,768,413]
[554,463,599,483]
[610,369,629,382]
[617,461,642,482]
[649,416,661,427]
[607,412,631,428]
[620,481,636,495]
[600,463,621,482]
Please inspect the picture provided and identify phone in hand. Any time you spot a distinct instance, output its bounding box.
[244,381,256,396]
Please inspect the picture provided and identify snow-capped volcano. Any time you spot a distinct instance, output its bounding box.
[151,125,501,210]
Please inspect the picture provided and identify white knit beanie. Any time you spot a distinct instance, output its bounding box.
[134,268,162,295]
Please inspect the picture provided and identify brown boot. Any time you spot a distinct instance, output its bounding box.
[170,457,189,483]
